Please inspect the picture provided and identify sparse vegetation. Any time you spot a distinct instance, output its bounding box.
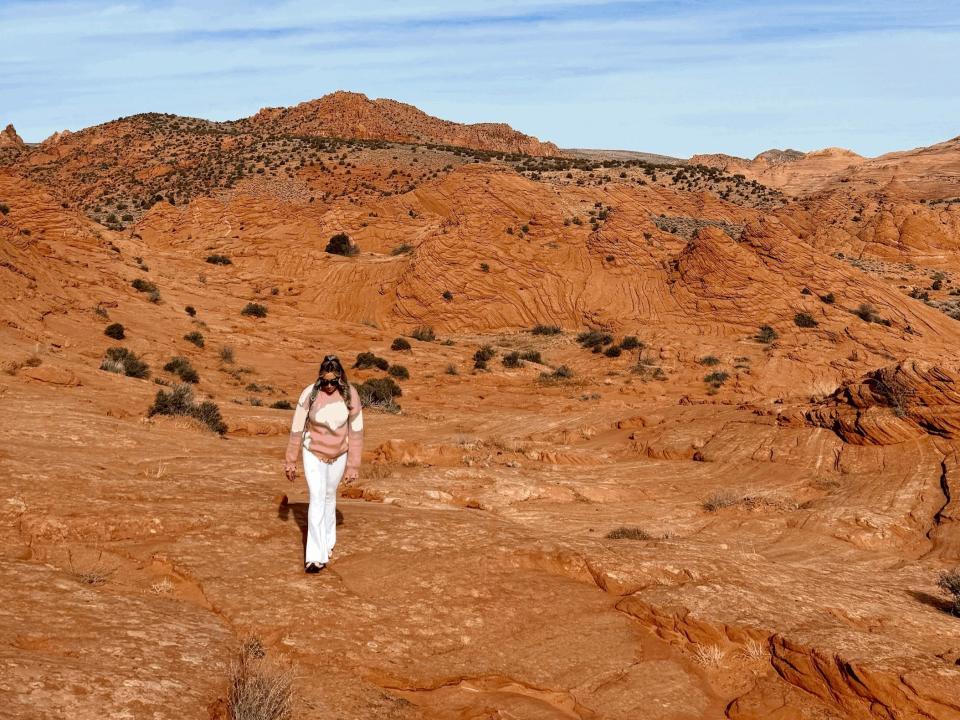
[502,351,522,368]
[620,336,641,350]
[794,312,818,328]
[163,356,199,383]
[185,305,197,317]
[390,337,411,351]
[219,346,235,363]
[354,351,389,371]
[241,302,268,318]
[183,330,205,348]
[100,347,149,378]
[205,254,232,265]
[391,243,413,255]
[148,383,227,434]
[442,290,454,301]
[531,324,562,336]
[938,568,960,616]
[577,329,613,349]
[325,232,358,257]
[701,490,797,513]
[755,324,778,344]
[605,527,652,540]
[473,345,496,370]
[227,636,295,720]
[699,355,720,366]
[104,323,125,340]
[519,350,542,363]
[820,292,836,304]
[410,326,435,342]
[270,400,293,410]
[388,364,409,380]
[704,371,729,387]
[357,377,402,412]
[131,278,157,294]
[853,303,890,325]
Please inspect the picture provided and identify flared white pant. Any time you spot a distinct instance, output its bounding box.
[302,449,346,564]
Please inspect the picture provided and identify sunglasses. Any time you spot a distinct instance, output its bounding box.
[318,375,339,387]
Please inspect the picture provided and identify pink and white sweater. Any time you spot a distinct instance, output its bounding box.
[285,383,364,471]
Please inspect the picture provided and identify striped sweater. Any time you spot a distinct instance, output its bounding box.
[285,383,364,471]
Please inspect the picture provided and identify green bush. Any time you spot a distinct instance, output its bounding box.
[325,233,358,257]
[104,323,125,340]
[131,278,157,293]
[390,337,411,351]
[148,384,226,434]
[388,364,409,380]
[794,312,818,328]
[184,331,205,347]
[577,329,613,348]
[100,347,150,379]
[164,356,199,384]
[704,371,729,386]
[531,324,562,335]
[755,325,778,344]
[206,254,232,265]
[502,351,522,368]
[241,303,267,318]
[357,377,402,412]
[354,351,389,370]
[410,326,435,342]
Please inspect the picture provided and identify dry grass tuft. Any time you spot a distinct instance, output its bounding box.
[739,638,768,662]
[151,578,174,595]
[228,636,295,720]
[692,644,725,668]
[701,489,797,513]
[605,526,652,540]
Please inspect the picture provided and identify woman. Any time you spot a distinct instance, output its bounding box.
[284,355,363,573]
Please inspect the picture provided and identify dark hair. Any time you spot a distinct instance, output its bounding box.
[310,354,352,409]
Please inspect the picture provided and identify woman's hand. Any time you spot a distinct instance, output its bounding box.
[284,464,297,482]
[343,468,359,483]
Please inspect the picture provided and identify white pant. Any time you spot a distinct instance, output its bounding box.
[302,449,346,564]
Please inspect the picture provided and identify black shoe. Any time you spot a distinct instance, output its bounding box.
[305,562,321,574]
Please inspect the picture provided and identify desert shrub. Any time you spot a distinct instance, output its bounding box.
[445,363,458,375]
[605,527,652,540]
[539,365,573,382]
[357,377,402,412]
[325,232,358,257]
[938,568,960,616]
[699,355,720,366]
[604,345,622,358]
[183,330,205,348]
[206,254,232,265]
[794,312,818,328]
[0,203,8,214]
[577,329,613,348]
[148,384,226,434]
[94,305,109,319]
[820,292,836,304]
[354,351,389,370]
[473,345,496,369]
[241,303,268,318]
[932,279,944,291]
[100,347,149,379]
[755,324,778,344]
[502,351,522,368]
[704,371,729,386]
[164,356,199,383]
[219,346,235,363]
[131,278,157,293]
[480,262,490,272]
[442,290,454,301]
[185,305,197,317]
[410,326,435,342]
[391,337,411,351]
[228,637,295,720]
[270,400,293,410]
[104,323,125,340]
[147,290,161,304]
[519,350,542,363]
[531,324,562,336]
[620,336,641,350]
[853,303,889,325]
[388,364,409,380]
[390,243,413,255]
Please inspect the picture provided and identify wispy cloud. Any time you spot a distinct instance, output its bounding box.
[1,0,958,156]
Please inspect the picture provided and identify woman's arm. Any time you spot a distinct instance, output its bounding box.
[285,385,313,469]
[345,384,364,475]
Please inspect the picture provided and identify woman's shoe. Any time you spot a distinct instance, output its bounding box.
[305,562,321,574]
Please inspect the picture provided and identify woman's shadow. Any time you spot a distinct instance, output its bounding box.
[277,498,343,554]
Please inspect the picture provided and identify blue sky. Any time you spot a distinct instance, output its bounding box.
[2,0,959,157]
